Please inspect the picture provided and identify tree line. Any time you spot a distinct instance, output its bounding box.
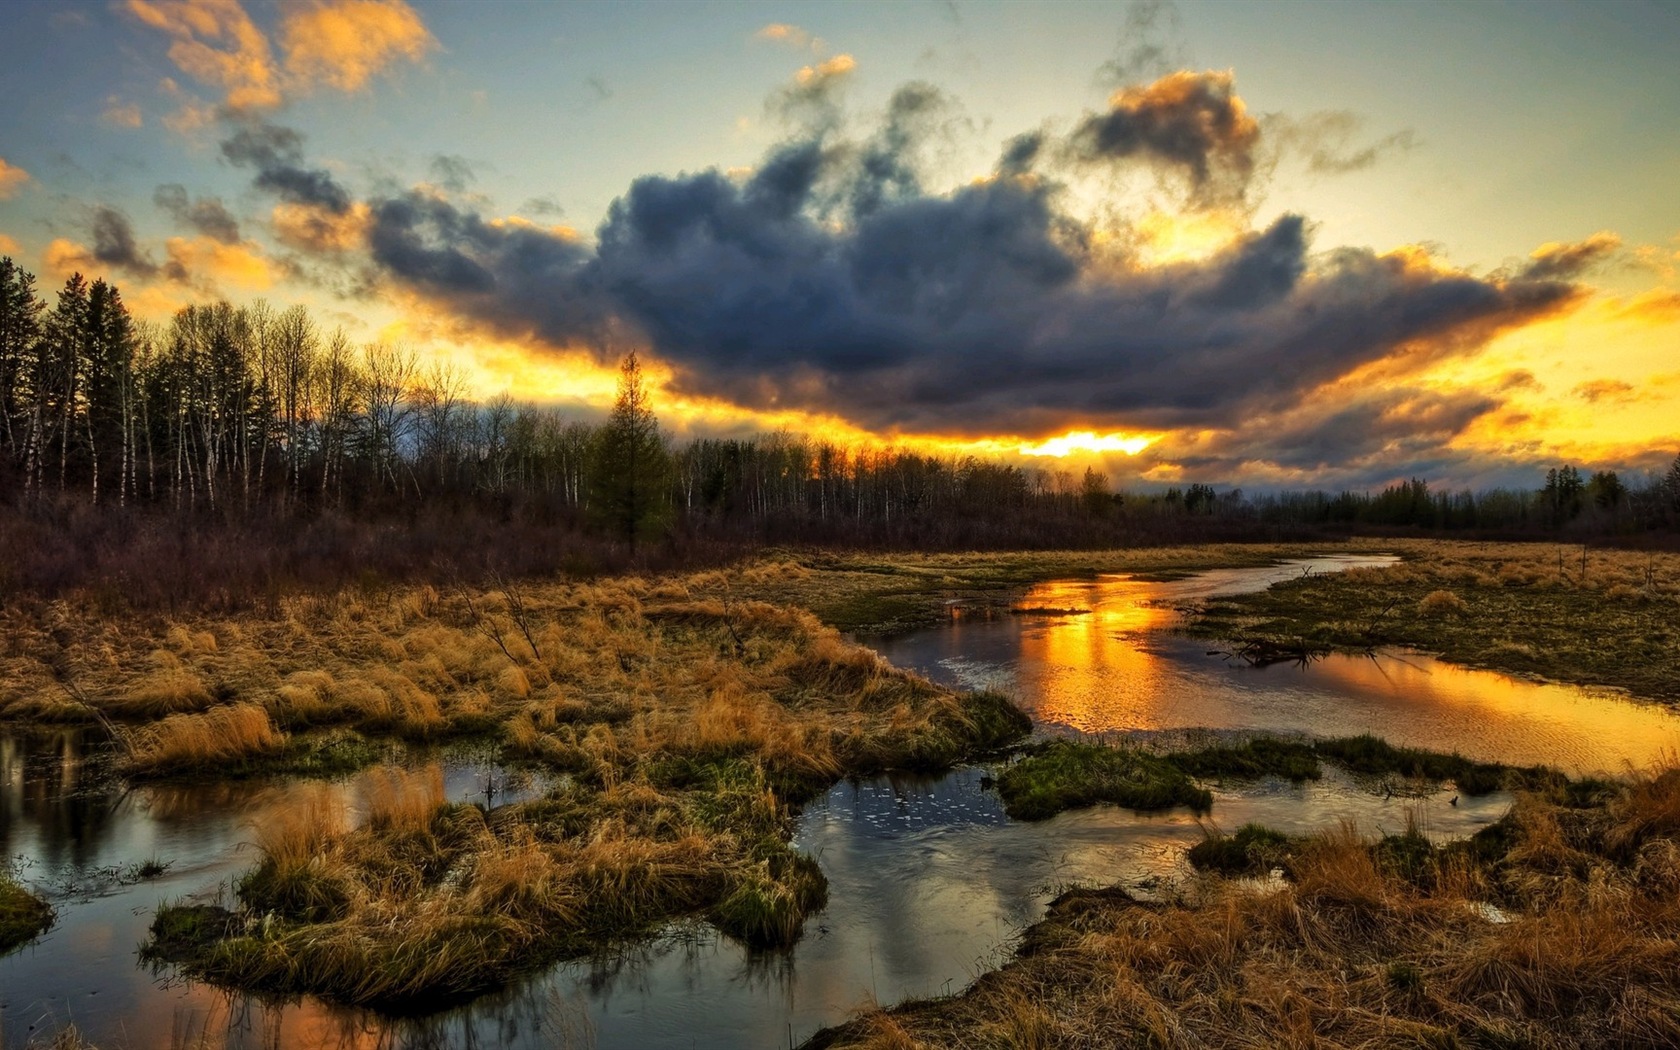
[2,259,1678,605]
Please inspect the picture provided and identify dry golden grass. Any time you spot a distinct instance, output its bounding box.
[1192,538,1680,700]
[125,704,285,776]
[102,561,1026,1009]
[813,769,1680,1050]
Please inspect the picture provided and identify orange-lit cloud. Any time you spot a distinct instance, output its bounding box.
[796,54,856,87]
[1571,378,1639,404]
[101,97,145,128]
[164,235,278,291]
[128,0,433,118]
[271,200,371,253]
[0,233,21,257]
[42,238,98,281]
[124,0,282,111]
[280,0,435,93]
[756,23,823,53]
[1522,230,1621,281]
[1074,70,1261,206]
[0,157,30,198]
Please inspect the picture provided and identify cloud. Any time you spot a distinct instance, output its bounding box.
[1097,0,1186,86]
[756,23,820,52]
[1571,378,1639,404]
[0,158,30,199]
[279,0,435,93]
[0,233,21,257]
[123,0,281,111]
[428,154,476,193]
[206,60,1587,459]
[89,207,159,277]
[102,97,145,128]
[1267,110,1417,175]
[366,191,607,345]
[162,235,278,291]
[352,122,1576,440]
[1070,70,1260,206]
[127,0,432,116]
[271,200,371,253]
[43,239,98,282]
[220,121,352,213]
[1521,231,1621,281]
[154,184,242,242]
[1215,388,1503,473]
[770,54,859,130]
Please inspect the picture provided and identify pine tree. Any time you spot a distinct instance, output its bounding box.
[588,351,672,547]
[0,257,45,459]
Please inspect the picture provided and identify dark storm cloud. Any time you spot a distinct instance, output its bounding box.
[1070,69,1260,205]
[221,122,352,214]
[332,68,1585,442]
[848,83,947,217]
[90,206,157,277]
[361,134,1573,437]
[1229,389,1501,472]
[153,184,242,242]
[366,190,608,342]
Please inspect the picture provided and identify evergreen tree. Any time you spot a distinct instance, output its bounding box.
[0,257,45,458]
[588,351,672,547]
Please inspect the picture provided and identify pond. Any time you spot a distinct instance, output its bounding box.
[5,554,1677,1048]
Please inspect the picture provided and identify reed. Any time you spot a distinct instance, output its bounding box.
[809,765,1680,1050]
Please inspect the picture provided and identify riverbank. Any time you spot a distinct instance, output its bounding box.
[1188,539,1680,702]
[718,544,1356,634]
[809,763,1680,1049]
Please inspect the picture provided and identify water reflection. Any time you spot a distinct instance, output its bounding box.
[876,556,1680,775]
[0,733,547,1050]
[7,553,1673,1048]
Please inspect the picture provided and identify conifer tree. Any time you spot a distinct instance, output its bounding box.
[588,351,672,547]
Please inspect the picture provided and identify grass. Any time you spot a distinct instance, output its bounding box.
[1187,823,1297,875]
[997,733,1516,822]
[997,740,1213,820]
[1189,538,1680,701]
[114,572,1031,1010]
[0,871,54,955]
[809,764,1680,1050]
[712,545,1348,635]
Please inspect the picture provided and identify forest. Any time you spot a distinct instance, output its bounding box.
[4,258,1679,609]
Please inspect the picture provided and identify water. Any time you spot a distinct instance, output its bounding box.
[6,553,1677,1048]
[875,555,1680,776]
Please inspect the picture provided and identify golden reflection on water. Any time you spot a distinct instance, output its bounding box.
[1004,574,1680,775]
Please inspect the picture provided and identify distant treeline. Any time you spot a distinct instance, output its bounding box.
[3,261,1678,607]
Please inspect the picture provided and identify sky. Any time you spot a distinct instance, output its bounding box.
[1,0,1676,492]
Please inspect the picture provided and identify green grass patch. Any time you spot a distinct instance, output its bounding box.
[998,740,1213,821]
[0,873,54,956]
[1315,734,1507,795]
[1166,737,1323,782]
[1187,823,1296,875]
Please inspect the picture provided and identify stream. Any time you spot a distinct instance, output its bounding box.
[5,554,1679,1049]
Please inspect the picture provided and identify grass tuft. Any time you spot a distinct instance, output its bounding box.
[0,872,54,956]
[997,740,1212,821]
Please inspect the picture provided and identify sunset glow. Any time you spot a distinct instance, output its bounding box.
[1,0,1675,490]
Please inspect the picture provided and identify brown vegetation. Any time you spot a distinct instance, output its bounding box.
[810,767,1680,1049]
[1192,539,1680,700]
[62,562,1030,1008]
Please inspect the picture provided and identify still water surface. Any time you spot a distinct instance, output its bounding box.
[5,554,1678,1048]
